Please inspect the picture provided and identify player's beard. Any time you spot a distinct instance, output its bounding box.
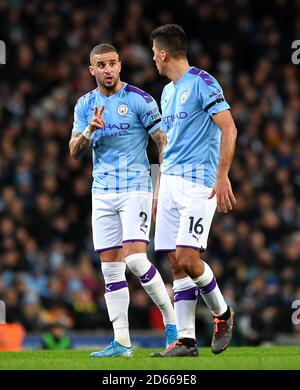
[98,76,118,91]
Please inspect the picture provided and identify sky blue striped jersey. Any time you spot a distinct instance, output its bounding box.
[72,83,161,193]
[160,67,230,187]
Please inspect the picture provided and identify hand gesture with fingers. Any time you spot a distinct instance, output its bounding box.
[209,175,236,213]
[89,105,105,132]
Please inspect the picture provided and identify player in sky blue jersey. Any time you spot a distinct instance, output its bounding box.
[69,43,177,358]
[150,25,237,357]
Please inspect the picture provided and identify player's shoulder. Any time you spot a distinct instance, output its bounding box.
[187,67,219,88]
[124,84,155,104]
[76,88,97,108]
[161,81,173,97]
[163,80,173,92]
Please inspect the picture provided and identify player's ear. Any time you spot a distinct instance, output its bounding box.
[161,50,167,62]
[89,65,95,76]
[118,60,122,73]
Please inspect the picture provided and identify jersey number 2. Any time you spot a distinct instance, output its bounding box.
[139,211,148,229]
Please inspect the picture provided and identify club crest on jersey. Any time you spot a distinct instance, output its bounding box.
[180,91,188,104]
[118,104,128,115]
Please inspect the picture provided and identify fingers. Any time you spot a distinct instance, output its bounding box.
[94,105,105,118]
[229,190,237,205]
[208,188,216,199]
[91,106,105,129]
[90,118,105,129]
[99,105,105,117]
[216,193,229,213]
[216,190,236,213]
[216,192,222,212]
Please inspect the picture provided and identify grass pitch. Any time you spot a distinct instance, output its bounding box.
[0,347,300,370]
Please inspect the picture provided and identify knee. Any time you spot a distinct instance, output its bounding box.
[168,252,185,278]
[176,252,193,272]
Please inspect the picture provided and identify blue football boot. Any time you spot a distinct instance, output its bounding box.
[90,341,133,358]
[165,323,178,348]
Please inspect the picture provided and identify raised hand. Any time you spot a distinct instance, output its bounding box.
[89,105,105,132]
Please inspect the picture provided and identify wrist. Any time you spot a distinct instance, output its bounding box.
[217,171,229,180]
[82,126,94,140]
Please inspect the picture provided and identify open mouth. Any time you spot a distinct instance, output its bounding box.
[104,76,113,83]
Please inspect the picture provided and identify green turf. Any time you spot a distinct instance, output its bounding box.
[0,347,299,370]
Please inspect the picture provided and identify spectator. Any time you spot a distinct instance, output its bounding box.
[42,322,71,350]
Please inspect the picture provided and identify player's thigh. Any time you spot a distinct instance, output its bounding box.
[176,187,216,251]
[154,194,180,252]
[119,191,152,244]
[92,194,123,252]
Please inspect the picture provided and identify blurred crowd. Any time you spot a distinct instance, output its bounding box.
[0,0,300,346]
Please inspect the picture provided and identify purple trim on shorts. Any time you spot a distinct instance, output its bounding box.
[95,245,122,253]
[139,264,157,284]
[122,239,149,244]
[173,287,198,302]
[105,280,128,293]
[199,277,217,294]
[176,245,206,251]
[154,248,176,252]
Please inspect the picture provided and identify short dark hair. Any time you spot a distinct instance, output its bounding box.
[150,24,187,58]
[90,43,118,62]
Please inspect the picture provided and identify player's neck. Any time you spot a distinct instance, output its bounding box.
[98,81,124,97]
[167,59,190,83]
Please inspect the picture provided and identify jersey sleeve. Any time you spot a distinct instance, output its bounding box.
[197,72,230,116]
[72,97,88,133]
[137,96,161,135]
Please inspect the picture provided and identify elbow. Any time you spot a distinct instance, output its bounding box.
[228,123,237,137]
[69,146,79,160]
[225,125,237,139]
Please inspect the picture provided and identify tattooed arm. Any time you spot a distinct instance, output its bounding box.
[150,129,167,222]
[69,105,105,160]
[69,131,92,160]
[150,129,167,165]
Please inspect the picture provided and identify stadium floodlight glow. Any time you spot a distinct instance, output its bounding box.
[0,40,6,64]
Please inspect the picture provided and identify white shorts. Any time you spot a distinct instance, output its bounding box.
[92,191,152,252]
[154,174,216,252]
